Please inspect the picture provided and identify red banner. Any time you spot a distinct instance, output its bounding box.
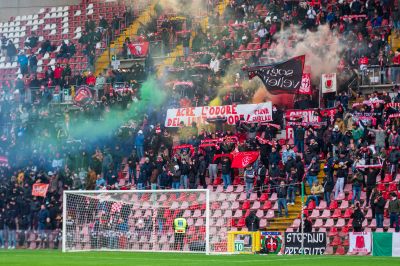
[285,108,337,139]
[231,151,259,168]
[299,73,312,95]
[32,183,49,197]
[128,42,149,57]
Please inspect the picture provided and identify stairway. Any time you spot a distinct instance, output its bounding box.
[390,33,400,52]
[155,0,230,77]
[265,162,326,232]
[94,1,157,75]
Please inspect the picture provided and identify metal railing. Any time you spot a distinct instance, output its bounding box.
[358,65,400,87]
[0,229,62,249]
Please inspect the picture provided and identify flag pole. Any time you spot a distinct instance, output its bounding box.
[301,176,305,255]
[319,76,322,108]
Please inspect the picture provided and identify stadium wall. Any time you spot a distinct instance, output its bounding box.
[0,0,80,22]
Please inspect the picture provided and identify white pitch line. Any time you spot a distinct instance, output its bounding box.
[3,253,400,264]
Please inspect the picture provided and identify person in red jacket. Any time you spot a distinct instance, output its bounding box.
[86,72,96,86]
[54,63,63,86]
[392,49,400,84]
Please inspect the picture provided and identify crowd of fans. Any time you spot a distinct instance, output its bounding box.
[0,0,400,250]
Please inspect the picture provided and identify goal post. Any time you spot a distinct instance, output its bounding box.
[62,189,210,254]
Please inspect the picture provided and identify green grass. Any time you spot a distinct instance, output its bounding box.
[0,250,399,266]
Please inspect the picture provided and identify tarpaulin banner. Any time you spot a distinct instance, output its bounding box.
[285,108,336,139]
[260,232,283,254]
[231,151,259,168]
[386,103,400,109]
[247,55,305,95]
[32,183,49,197]
[321,73,337,93]
[165,102,272,127]
[349,232,372,253]
[373,232,400,257]
[128,42,149,57]
[284,232,327,255]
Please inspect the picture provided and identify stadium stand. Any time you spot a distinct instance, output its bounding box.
[0,0,399,256]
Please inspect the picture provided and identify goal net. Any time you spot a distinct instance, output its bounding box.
[63,189,210,253]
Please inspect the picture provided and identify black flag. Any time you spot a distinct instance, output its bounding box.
[246,55,305,95]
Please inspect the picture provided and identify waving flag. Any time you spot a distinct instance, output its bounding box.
[74,86,93,107]
[246,55,305,95]
[128,42,149,57]
[231,151,259,168]
[32,183,49,197]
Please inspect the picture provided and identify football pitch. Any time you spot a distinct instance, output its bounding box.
[1,250,399,266]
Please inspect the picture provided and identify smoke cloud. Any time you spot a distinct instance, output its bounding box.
[266,24,343,82]
[154,0,207,17]
[68,76,166,140]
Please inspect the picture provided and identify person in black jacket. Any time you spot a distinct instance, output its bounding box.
[351,202,365,232]
[245,211,260,232]
[294,125,305,153]
[298,217,312,233]
[322,175,334,207]
[374,192,386,228]
[284,155,297,176]
[5,204,17,249]
[256,163,267,198]
[306,157,320,191]
[277,181,288,217]
[358,167,380,206]
[197,156,207,189]
[188,159,197,189]
[158,166,171,189]
[370,188,379,218]
[220,157,232,190]
[334,152,352,199]
[179,158,190,189]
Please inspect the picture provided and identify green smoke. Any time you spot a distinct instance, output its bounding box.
[69,76,166,140]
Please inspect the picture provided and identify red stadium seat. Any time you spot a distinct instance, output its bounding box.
[331,209,342,218]
[335,246,346,255]
[328,227,338,237]
[388,183,398,192]
[343,208,353,218]
[383,174,393,183]
[330,236,341,246]
[339,226,349,237]
[236,217,246,228]
[377,183,386,192]
[259,193,268,201]
[329,200,338,210]
[261,200,272,210]
[307,200,316,210]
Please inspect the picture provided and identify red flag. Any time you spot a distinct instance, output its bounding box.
[74,86,93,107]
[299,73,312,95]
[32,183,49,197]
[128,42,149,57]
[231,151,259,168]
